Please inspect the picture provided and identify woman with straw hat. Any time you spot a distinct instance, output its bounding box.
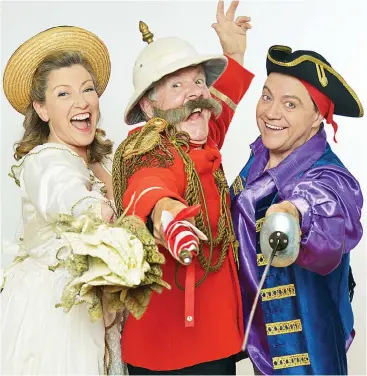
[1,26,167,375]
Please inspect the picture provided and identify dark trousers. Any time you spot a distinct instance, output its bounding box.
[127,356,236,375]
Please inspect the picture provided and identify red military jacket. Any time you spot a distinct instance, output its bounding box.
[120,57,254,370]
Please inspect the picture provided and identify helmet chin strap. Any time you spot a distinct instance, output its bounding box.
[138,95,157,122]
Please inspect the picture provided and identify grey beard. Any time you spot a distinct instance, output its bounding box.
[151,97,222,126]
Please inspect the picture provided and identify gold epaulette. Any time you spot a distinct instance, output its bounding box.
[122,117,168,160]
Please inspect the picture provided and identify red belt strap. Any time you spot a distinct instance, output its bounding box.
[185,263,195,327]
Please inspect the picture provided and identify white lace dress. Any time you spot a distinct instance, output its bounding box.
[1,143,127,375]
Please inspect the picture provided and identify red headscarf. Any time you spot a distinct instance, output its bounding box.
[299,79,338,143]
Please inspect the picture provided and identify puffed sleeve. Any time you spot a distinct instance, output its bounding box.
[279,164,363,275]
[18,147,108,221]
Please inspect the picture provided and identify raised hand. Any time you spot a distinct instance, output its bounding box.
[212,0,252,65]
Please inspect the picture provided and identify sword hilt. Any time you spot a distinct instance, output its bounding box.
[179,249,193,265]
[242,213,301,352]
[242,238,280,351]
[268,231,289,252]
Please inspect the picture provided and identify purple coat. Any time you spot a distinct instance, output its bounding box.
[231,127,363,374]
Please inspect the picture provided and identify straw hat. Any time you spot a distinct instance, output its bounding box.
[3,26,111,115]
[125,22,227,125]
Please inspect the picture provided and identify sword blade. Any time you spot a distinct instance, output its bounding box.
[242,239,280,351]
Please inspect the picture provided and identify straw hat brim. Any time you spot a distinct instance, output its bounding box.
[3,26,111,115]
[124,54,227,125]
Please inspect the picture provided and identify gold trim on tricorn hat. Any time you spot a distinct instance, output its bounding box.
[266,45,363,118]
[3,26,111,115]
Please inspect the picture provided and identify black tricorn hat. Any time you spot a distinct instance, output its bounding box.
[266,45,364,118]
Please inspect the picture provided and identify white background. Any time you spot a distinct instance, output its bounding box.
[1,1,366,374]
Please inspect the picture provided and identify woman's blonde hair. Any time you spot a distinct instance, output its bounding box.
[14,50,113,162]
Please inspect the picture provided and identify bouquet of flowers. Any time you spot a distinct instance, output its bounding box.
[50,212,170,322]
